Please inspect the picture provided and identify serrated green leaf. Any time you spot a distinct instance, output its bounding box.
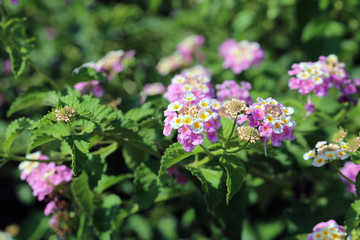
[96,174,132,194]
[345,199,360,235]
[27,121,69,154]
[3,118,33,153]
[123,144,149,170]
[158,143,203,176]
[93,194,122,240]
[219,117,234,141]
[7,86,58,117]
[124,102,155,122]
[186,165,223,210]
[103,126,159,158]
[220,155,246,204]
[134,162,159,210]
[71,171,95,216]
[356,173,360,197]
[64,135,91,176]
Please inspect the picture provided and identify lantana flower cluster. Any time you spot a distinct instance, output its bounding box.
[303,141,350,167]
[19,152,74,236]
[216,80,253,105]
[219,39,264,74]
[73,49,135,96]
[18,152,73,201]
[181,64,212,78]
[233,97,296,148]
[156,35,205,75]
[304,128,360,167]
[307,219,349,240]
[164,72,215,103]
[163,93,221,152]
[288,54,359,114]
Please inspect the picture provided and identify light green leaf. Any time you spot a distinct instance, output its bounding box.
[220,155,247,204]
[345,199,360,235]
[158,143,203,176]
[219,117,234,141]
[3,118,33,153]
[7,86,58,117]
[71,172,95,216]
[96,174,132,193]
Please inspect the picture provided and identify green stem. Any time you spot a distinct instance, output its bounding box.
[331,161,356,185]
[0,159,9,168]
[224,142,249,154]
[28,59,61,91]
[224,115,238,147]
[76,212,86,240]
[0,153,71,163]
[199,144,213,156]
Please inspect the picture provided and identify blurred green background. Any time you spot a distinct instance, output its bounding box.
[1,0,360,239]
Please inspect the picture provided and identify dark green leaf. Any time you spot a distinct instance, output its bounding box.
[3,118,33,153]
[220,155,247,204]
[64,135,91,176]
[134,163,159,210]
[93,194,122,240]
[7,86,58,117]
[186,165,223,210]
[219,117,234,141]
[71,172,95,216]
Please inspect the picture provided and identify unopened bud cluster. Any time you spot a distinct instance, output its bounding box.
[237,126,260,143]
[223,98,247,119]
[55,106,76,122]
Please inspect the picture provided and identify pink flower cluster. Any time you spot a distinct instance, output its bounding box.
[74,80,104,97]
[340,161,360,194]
[289,54,359,110]
[181,65,212,78]
[307,219,349,240]
[18,151,73,201]
[140,82,166,104]
[73,49,135,96]
[216,80,253,105]
[163,93,221,152]
[156,35,205,75]
[164,72,215,103]
[238,97,296,148]
[219,39,264,74]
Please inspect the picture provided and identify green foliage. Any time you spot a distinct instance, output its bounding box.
[345,200,360,235]
[96,174,132,194]
[220,154,247,204]
[3,117,33,153]
[356,172,360,197]
[219,117,234,141]
[7,86,58,117]
[158,142,203,175]
[93,194,122,240]
[65,135,91,176]
[186,165,223,210]
[0,17,36,78]
[71,171,95,216]
[134,162,159,210]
